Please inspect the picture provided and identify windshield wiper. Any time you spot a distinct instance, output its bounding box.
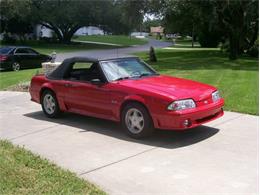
[114,76,130,81]
[114,73,159,81]
[139,73,159,77]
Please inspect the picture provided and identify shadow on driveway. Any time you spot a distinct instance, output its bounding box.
[24,111,219,149]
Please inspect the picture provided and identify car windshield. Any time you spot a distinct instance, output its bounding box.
[0,47,13,54]
[100,58,158,81]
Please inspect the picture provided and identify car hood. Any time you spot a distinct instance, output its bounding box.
[117,75,216,101]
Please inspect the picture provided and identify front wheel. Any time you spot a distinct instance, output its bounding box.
[41,90,61,118]
[121,103,154,139]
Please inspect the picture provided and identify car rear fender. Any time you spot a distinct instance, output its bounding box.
[40,83,55,97]
[39,83,66,111]
[39,83,55,102]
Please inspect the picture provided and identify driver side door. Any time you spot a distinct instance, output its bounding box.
[63,62,115,120]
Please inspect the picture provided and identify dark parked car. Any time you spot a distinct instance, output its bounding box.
[0,46,51,71]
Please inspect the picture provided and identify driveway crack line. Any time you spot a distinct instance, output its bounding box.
[8,124,60,141]
[80,146,159,176]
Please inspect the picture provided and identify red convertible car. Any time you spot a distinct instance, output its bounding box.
[30,57,224,138]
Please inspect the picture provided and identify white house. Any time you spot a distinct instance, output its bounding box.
[35,25,53,39]
[74,26,104,36]
[130,32,149,38]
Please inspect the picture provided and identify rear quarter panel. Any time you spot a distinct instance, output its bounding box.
[29,75,48,103]
[30,75,68,111]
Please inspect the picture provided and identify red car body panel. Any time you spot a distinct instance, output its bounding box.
[30,73,224,130]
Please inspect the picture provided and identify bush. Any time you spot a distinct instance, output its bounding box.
[248,46,258,57]
[198,32,221,48]
[149,46,157,62]
[2,33,16,44]
[39,36,57,43]
[247,38,258,58]
[198,26,222,48]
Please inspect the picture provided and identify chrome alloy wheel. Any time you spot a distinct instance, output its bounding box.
[43,94,56,114]
[125,108,144,134]
[12,62,20,71]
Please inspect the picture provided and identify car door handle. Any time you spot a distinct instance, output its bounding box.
[64,83,73,87]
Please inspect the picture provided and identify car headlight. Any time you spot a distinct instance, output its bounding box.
[212,90,221,102]
[167,99,196,111]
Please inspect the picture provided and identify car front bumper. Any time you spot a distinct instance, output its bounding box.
[153,98,224,130]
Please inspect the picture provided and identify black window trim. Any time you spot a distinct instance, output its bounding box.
[14,48,33,55]
[61,61,109,84]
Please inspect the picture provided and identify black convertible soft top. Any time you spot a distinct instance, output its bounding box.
[48,57,98,79]
[47,56,139,80]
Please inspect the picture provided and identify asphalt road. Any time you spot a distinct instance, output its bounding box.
[56,38,172,61]
[0,91,258,195]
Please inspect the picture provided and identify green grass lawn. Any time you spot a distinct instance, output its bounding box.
[0,140,106,195]
[0,40,119,55]
[74,35,148,46]
[0,68,40,90]
[137,47,258,115]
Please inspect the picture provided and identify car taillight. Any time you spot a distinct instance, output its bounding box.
[0,55,8,61]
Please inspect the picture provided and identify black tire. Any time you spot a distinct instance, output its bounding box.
[12,62,21,71]
[41,90,61,118]
[121,102,154,139]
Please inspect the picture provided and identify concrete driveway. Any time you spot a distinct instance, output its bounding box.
[0,91,258,195]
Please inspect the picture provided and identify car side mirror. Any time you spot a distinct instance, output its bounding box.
[91,78,103,86]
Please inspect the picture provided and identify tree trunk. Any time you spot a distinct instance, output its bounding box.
[61,26,80,43]
[191,22,195,48]
[40,22,63,42]
[229,32,239,60]
[52,28,63,42]
[41,22,80,43]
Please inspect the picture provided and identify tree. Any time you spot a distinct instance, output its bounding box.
[101,1,131,35]
[196,0,223,48]
[31,0,114,43]
[1,0,152,43]
[120,0,150,33]
[5,19,33,40]
[0,18,6,34]
[163,0,200,47]
[158,0,258,59]
[216,0,258,59]
[0,0,33,39]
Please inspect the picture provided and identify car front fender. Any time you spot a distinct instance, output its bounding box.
[116,95,151,121]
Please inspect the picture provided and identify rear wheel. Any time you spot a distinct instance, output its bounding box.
[121,102,154,139]
[41,90,61,118]
[12,62,20,71]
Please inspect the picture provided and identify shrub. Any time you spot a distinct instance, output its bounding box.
[247,38,259,58]
[198,25,222,48]
[198,31,221,48]
[2,33,16,44]
[149,46,157,62]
